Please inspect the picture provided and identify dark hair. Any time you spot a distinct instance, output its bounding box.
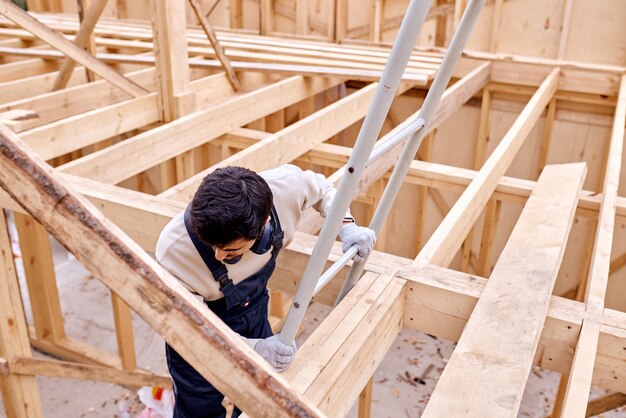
[189,166,273,248]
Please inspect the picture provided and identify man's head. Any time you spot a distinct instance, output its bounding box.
[189,166,273,261]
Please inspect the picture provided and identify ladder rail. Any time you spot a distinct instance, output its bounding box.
[335,0,487,304]
[278,0,433,345]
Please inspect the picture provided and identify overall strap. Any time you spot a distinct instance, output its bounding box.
[183,206,231,289]
[270,205,284,258]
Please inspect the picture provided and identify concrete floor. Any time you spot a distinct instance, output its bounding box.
[1,218,624,418]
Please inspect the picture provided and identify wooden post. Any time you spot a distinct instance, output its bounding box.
[296,0,309,35]
[358,376,373,418]
[229,0,243,29]
[461,87,491,273]
[538,98,557,177]
[335,0,348,42]
[415,130,435,253]
[0,210,43,418]
[14,213,66,343]
[150,0,196,187]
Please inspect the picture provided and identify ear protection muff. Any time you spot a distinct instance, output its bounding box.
[250,222,274,255]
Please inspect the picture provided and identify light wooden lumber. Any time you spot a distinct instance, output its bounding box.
[296,62,491,234]
[0,124,324,417]
[413,68,559,268]
[188,0,240,90]
[0,46,431,83]
[0,66,86,104]
[0,210,43,418]
[0,67,155,130]
[0,0,147,97]
[52,0,107,90]
[586,392,626,417]
[10,357,171,388]
[423,163,587,417]
[58,76,340,184]
[159,81,413,201]
[559,74,626,417]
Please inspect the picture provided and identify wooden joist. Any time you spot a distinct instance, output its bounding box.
[559,74,626,417]
[422,163,586,417]
[9,357,170,388]
[0,1,147,97]
[413,68,560,269]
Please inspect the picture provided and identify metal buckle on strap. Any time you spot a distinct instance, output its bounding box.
[215,269,231,289]
[273,231,284,250]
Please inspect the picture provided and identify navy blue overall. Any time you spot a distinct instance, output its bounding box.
[165,206,284,418]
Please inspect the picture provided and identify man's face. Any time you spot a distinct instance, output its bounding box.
[212,237,256,262]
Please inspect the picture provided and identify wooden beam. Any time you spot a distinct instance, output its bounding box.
[0,124,324,417]
[52,0,106,90]
[160,81,414,202]
[413,68,559,268]
[188,0,240,91]
[559,74,626,418]
[0,66,86,104]
[297,62,491,234]
[0,46,433,84]
[59,76,340,185]
[13,214,66,343]
[10,356,171,388]
[149,0,194,120]
[423,163,586,417]
[0,210,43,418]
[0,0,147,97]
[586,392,626,417]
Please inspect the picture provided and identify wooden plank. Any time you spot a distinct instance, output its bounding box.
[59,76,340,185]
[111,293,136,371]
[423,162,587,417]
[160,81,414,201]
[0,66,86,104]
[0,124,324,418]
[559,74,626,418]
[0,0,147,97]
[358,377,373,418]
[586,392,626,417]
[189,0,240,90]
[413,68,559,268]
[10,356,171,388]
[149,0,194,120]
[296,62,491,234]
[0,210,43,418]
[52,0,107,90]
[14,213,66,343]
[0,67,155,130]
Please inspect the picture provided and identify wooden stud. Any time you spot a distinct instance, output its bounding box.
[13,213,66,343]
[476,198,501,277]
[296,0,308,35]
[358,377,374,418]
[111,293,137,371]
[229,0,243,29]
[0,210,43,418]
[586,392,626,417]
[415,130,435,253]
[260,0,273,35]
[538,98,557,177]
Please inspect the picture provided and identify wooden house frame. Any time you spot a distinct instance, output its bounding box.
[0,0,625,416]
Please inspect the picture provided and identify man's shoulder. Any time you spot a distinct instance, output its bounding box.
[259,164,303,183]
[155,211,188,261]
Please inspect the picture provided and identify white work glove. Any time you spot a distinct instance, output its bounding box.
[254,335,296,372]
[338,223,376,263]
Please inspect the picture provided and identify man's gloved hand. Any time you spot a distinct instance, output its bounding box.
[254,335,296,372]
[338,223,376,263]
